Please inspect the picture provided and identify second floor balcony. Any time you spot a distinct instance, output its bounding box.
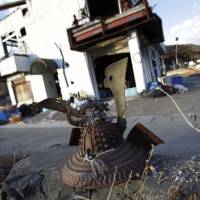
[67,0,164,51]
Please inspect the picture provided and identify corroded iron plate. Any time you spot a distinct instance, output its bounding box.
[62,142,149,189]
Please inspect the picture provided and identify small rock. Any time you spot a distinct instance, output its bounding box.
[178,171,183,176]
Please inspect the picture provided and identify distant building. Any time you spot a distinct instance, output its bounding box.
[0,0,165,105]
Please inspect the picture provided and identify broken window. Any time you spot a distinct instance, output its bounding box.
[86,0,119,18]
[22,8,28,16]
[1,33,18,57]
[1,29,27,57]
[20,27,26,37]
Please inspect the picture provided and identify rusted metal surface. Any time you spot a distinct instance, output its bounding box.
[127,123,165,148]
[70,6,147,43]
[37,58,164,189]
[63,142,150,189]
[62,121,163,189]
[60,58,164,189]
[0,0,26,11]
[74,8,147,43]
[79,121,124,155]
[67,15,163,51]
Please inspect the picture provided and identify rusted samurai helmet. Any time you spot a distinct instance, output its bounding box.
[61,58,164,189]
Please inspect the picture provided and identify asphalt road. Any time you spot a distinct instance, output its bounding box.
[0,124,72,157]
[1,75,200,160]
[1,114,200,160]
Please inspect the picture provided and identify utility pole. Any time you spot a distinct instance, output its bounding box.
[175,37,182,70]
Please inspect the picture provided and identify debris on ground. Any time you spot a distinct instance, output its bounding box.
[1,145,200,200]
[139,80,189,99]
[173,84,189,93]
[0,103,43,126]
[1,172,45,200]
[37,58,164,191]
[0,157,15,184]
[19,103,42,118]
[0,105,21,125]
[139,83,175,98]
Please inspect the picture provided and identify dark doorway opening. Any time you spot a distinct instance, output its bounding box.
[94,53,135,99]
[54,73,62,97]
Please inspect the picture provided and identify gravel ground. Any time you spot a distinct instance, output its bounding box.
[1,146,200,200]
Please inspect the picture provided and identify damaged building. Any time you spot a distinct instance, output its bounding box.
[0,0,165,105]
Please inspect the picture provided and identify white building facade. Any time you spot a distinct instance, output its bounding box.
[0,0,165,105]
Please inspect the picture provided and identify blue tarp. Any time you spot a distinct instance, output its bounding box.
[0,111,9,122]
[147,81,159,91]
[0,108,21,122]
[171,76,183,85]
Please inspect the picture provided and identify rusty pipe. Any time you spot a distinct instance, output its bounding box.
[0,0,26,11]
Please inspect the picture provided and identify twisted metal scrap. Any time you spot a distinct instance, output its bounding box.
[38,58,164,189]
[38,98,109,127]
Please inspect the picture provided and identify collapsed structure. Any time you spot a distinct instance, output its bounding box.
[0,0,165,105]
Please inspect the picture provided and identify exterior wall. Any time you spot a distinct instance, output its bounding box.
[0,9,26,59]
[84,53,100,99]
[55,52,95,99]
[128,31,146,93]
[149,46,162,78]
[24,0,95,99]
[139,34,163,84]
[0,9,24,36]
[128,31,164,93]
[43,73,58,98]
[0,0,95,100]
[0,55,30,76]
[26,75,48,102]
[57,68,71,99]
[28,73,60,103]
[0,56,17,76]
[15,55,30,71]
[139,38,154,84]
[0,42,4,58]
[7,73,56,105]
